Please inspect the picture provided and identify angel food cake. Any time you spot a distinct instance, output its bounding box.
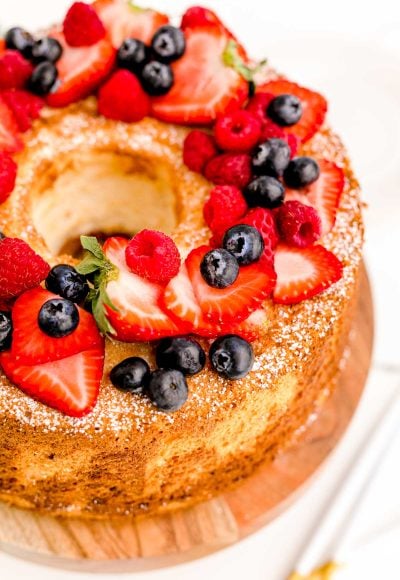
[0,1,363,517]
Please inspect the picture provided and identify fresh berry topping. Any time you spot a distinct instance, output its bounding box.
[116,38,148,74]
[98,69,150,122]
[63,1,106,47]
[28,62,59,96]
[267,94,302,126]
[258,80,327,143]
[181,6,231,34]
[223,224,264,265]
[5,28,35,59]
[0,50,33,90]
[140,60,174,96]
[110,356,150,393]
[258,122,298,157]
[246,91,274,125]
[186,245,276,323]
[146,368,188,412]
[243,175,285,209]
[0,347,104,417]
[156,336,206,376]
[45,264,89,303]
[251,138,291,177]
[1,89,44,132]
[204,152,252,189]
[0,152,17,203]
[238,207,279,265]
[151,25,186,64]
[286,133,299,157]
[214,109,261,153]
[273,244,343,304]
[0,96,23,153]
[277,201,321,248]
[203,185,247,238]
[183,130,218,173]
[0,311,12,352]
[284,157,320,189]
[209,334,254,379]
[125,230,180,285]
[200,248,239,288]
[31,37,63,64]
[0,238,50,301]
[38,298,79,338]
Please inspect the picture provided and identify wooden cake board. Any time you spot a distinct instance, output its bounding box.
[0,266,373,572]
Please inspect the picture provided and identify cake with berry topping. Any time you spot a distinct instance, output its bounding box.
[0,2,363,518]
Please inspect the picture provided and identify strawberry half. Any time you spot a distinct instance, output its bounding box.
[273,244,343,305]
[186,245,276,324]
[258,79,327,143]
[151,26,248,125]
[285,159,345,236]
[0,347,104,417]
[0,96,23,153]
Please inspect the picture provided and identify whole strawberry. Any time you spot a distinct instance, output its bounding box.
[0,238,50,300]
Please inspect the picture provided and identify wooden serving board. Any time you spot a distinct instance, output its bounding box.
[0,266,373,572]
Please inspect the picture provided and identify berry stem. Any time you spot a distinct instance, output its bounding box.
[223,40,267,83]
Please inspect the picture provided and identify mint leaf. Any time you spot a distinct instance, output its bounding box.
[223,40,267,83]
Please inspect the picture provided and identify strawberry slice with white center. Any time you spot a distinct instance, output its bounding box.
[103,237,182,341]
[273,244,343,305]
[151,26,248,125]
[186,245,276,324]
[0,348,104,417]
[0,96,23,153]
[285,159,345,236]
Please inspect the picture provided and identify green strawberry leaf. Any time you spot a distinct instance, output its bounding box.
[223,40,267,83]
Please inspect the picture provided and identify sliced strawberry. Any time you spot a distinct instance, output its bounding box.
[46,30,115,108]
[225,308,268,342]
[285,159,345,236]
[103,237,183,341]
[11,287,103,365]
[273,244,343,305]
[93,0,169,47]
[0,347,104,417]
[258,79,327,143]
[180,6,239,44]
[151,26,248,125]
[0,96,23,153]
[186,245,276,324]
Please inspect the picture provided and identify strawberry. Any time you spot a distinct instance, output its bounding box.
[273,244,343,304]
[0,347,104,417]
[93,0,169,48]
[285,159,345,236]
[258,79,327,143]
[180,6,238,44]
[186,245,276,324]
[151,26,248,125]
[10,287,103,365]
[0,96,23,153]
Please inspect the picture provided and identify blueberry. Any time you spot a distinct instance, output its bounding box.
[117,38,149,74]
[0,312,12,352]
[223,225,264,265]
[252,138,291,177]
[156,337,206,376]
[151,25,186,63]
[45,264,89,303]
[200,249,239,289]
[209,334,254,379]
[243,175,285,209]
[28,61,58,96]
[31,37,63,64]
[38,298,79,338]
[146,369,188,412]
[284,157,320,189]
[140,60,174,96]
[110,357,150,394]
[267,94,302,127]
[5,27,35,58]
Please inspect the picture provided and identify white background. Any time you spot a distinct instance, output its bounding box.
[1,1,400,578]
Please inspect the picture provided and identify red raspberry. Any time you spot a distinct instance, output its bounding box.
[214,110,261,152]
[125,230,181,285]
[204,153,252,189]
[98,70,150,123]
[260,124,299,157]
[1,89,44,132]
[277,200,322,248]
[183,130,218,173]
[246,92,275,125]
[63,2,106,47]
[0,238,50,300]
[0,50,33,90]
[204,185,247,239]
[239,207,279,265]
[0,152,17,204]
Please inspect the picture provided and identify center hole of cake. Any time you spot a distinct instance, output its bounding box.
[31,151,179,258]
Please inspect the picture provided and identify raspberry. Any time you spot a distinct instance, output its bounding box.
[204,153,252,189]
[0,50,33,90]
[125,230,181,284]
[183,130,218,173]
[246,92,275,125]
[0,238,50,300]
[277,200,322,248]
[214,110,261,152]
[1,89,44,132]
[98,70,150,123]
[239,207,279,265]
[0,152,17,204]
[204,185,247,242]
[260,124,299,158]
[63,2,106,47]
